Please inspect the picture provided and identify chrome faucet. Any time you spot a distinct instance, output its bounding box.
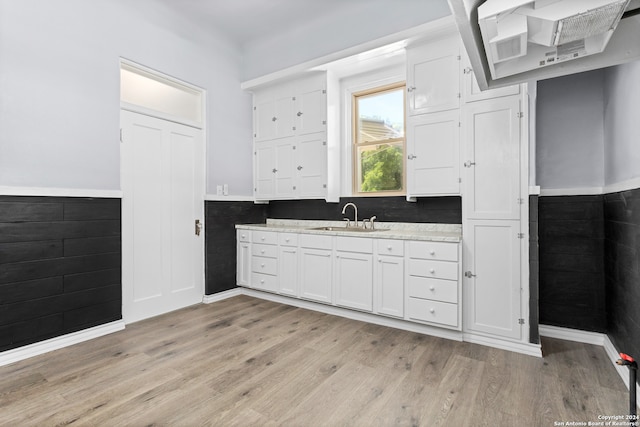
[341,202,358,228]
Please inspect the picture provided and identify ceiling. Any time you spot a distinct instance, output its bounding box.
[152,0,372,45]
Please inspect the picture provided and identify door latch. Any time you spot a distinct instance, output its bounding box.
[464,271,476,278]
[195,219,202,236]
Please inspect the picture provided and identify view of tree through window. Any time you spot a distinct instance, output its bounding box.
[353,84,405,194]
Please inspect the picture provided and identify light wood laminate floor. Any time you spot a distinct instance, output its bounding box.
[0,295,631,426]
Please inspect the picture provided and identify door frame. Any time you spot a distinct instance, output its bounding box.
[119,59,207,323]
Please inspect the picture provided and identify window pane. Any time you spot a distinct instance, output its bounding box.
[357,142,404,193]
[357,89,404,144]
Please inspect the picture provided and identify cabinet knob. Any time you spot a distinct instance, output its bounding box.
[241,234,246,239]
[429,268,435,274]
[297,111,303,117]
[387,245,392,251]
[429,286,435,291]
[429,250,435,255]
[297,165,303,171]
[272,117,277,122]
[261,250,265,254]
[261,263,265,268]
[429,308,435,314]
[260,279,265,284]
[261,237,265,241]
[285,238,290,242]
[272,168,278,173]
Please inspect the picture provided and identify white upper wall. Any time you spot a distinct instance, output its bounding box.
[535,70,605,191]
[603,59,640,186]
[241,0,451,81]
[0,0,253,195]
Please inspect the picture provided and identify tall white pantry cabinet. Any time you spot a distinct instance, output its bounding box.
[405,33,531,348]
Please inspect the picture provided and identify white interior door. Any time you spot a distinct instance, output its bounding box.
[121,110,204,323]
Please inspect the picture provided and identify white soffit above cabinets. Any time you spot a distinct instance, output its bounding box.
[448,0,640,90]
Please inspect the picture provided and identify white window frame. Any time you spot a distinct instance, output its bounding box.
[340,64,406,196]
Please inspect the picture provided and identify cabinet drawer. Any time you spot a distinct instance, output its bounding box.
[252,243,278,258]
[408,276,457,303]
[377,239,404,257]
[299,233,332,250]
[408,241,458,261]
[252,230,278,245]
[407,298,458,327]
[251,256,277,275]
[279,233,298,247]
[251,272,277,293]
[237,230,251,243]
[408,259,458,281]
[336,236,372,254]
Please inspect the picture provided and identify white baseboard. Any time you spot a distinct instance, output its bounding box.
[0,320,125,368]
[463,333,543,358]
[202,288,243,304]
[0,186,123,198]
[540,324,639,408]
[538,324,605,346]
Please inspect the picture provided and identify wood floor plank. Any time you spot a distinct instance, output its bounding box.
[0,295,632,426]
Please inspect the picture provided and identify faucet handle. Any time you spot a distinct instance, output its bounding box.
[369,216,377,230]
[343,218,351,228]
[362,219,370,229]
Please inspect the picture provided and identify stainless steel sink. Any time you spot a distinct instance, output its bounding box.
[308,226,388,232]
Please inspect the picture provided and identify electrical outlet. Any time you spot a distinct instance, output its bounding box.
[223,184,229,196]
[216,185,223,196]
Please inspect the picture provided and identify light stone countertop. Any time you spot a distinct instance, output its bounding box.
[236,219,462,242]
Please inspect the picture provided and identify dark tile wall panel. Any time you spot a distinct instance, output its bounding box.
[0,196,121,352]
[605,189,640,361]
[267,196,462,224]
[205,201,267,295]
[538,195,606,332]
[529,195,540,344]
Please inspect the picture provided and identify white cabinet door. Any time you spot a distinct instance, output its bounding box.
[463,220,521,340]
[274,93,295,139]
[278,246,298,296]
[254,97,277,142]
[299,248,333,303]
[407,37,460,115]
[296,133,327,197]
[274,137,296,198]
[406,110,460,196]
[296,84,326,136]
[462,56,520,103]
[375,255,404,318]
[335,251,373,312]
[254,142,275,199]
[463,96,521,220]
[236,241,251,287]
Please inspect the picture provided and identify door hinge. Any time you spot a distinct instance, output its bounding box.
[323,184,327,188]
[119,129,123,143]
[458,178,462,183]
[517,112,524,118]
[517,198,524,204]
[292,97,296,101]
[292,126,296,131]
[518,318,525,325]
[457,55,461,60]
[457,93,461,98]
[458,122,461,127]
[322,141,327,146]
[517,233,525,239]
[322,120,327,125]
[253,106,256,111]
[322,89,326,94]
[292,145,296,150]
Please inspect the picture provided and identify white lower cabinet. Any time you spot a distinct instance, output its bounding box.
[237,228,461,331]
[299,234,333,303]
[335,237,373,312]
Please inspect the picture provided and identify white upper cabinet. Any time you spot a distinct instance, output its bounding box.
[252,73,328,201]
[463,96,521,220]
[461,54,520,103]
[407,37,461,116]
[406,110,460,196]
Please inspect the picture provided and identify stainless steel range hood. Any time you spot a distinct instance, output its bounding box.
[448,0,640,90]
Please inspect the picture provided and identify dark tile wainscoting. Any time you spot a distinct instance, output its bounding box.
[605,189,640,361]
[538,195,606,332]
[529,195,540,344]
[0,196,122,352]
